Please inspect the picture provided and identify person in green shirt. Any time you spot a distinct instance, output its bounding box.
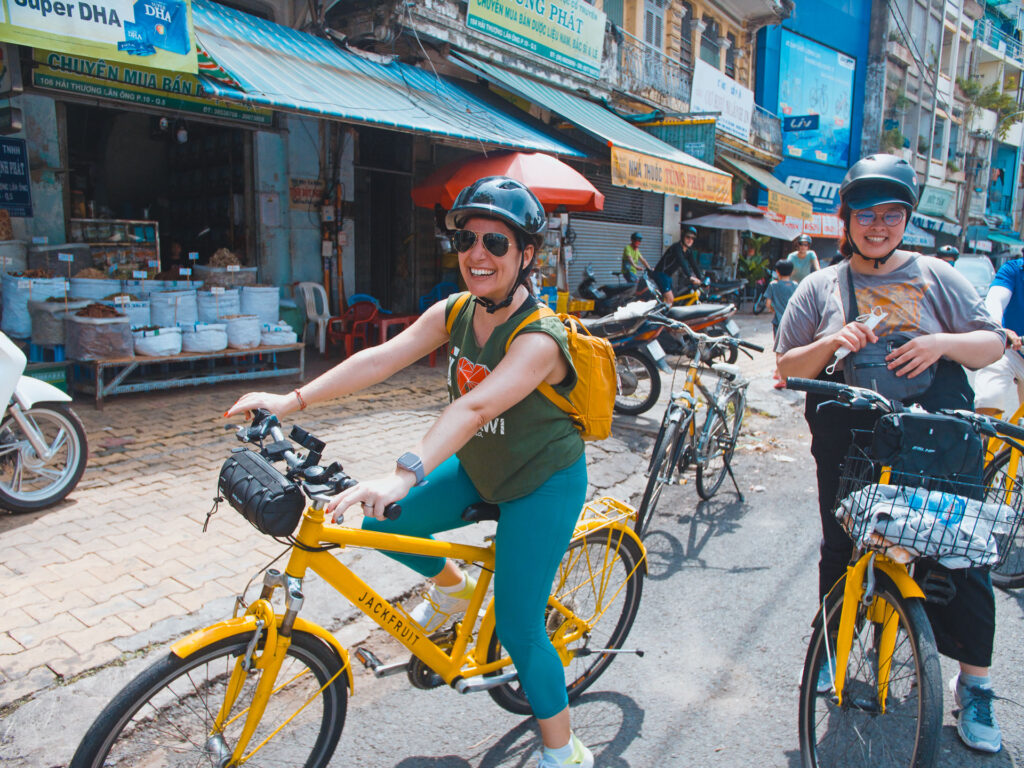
[226,177,593,768]
[621,231,651,282]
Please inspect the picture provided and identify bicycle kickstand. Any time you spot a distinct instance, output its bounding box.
[725,457,745,503]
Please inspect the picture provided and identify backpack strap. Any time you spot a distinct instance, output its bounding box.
[444,292,473,335]
[504,304,580,420]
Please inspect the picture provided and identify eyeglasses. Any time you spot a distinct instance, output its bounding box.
[451,229,511,257]
[853,209,906,227]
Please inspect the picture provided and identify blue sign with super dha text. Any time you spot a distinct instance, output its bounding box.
[0,138,32,218]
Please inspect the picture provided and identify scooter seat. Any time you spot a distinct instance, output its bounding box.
[668,303,731,322]
[579,315,644,339]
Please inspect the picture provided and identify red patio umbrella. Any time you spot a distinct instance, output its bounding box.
[411,151,604,211]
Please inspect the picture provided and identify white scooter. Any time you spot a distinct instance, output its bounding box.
[0,331,87,512]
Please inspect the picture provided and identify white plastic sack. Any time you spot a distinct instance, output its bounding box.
[101,298,150,329]
[133,327,182,357]
[240,286,280,326]
[151,290,198,327]
[121,279,167,300]
[2,275,67,338]
[28,299,90,345]
[225,314,261,349]
[260,321,297,346]
[180,322,228,353]
[197,288,240,322]
[69,277,122,301]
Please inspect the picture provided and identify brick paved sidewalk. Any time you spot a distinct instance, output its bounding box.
[0,357,649,712]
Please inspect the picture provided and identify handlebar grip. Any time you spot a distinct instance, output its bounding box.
[739,339,765,353]
[990,416,1024,442]
[785,377,848,395]
[383,503,402,520]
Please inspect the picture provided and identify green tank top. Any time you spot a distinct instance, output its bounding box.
[445,294,585,503]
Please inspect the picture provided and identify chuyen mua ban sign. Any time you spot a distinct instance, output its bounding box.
[32,49,270,124]
[0,0,197,73]
[467,0,604,78]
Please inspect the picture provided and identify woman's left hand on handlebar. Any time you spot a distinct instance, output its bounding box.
[325,471,413,523]
[886,335,944,378]
[225,391,298,419]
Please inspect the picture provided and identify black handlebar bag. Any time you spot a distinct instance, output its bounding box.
[870,412,984,489]
[219,447,305,537]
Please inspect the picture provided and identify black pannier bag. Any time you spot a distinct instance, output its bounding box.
[219,447,305,536]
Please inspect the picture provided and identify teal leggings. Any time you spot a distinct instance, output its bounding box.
[362,454,587,719]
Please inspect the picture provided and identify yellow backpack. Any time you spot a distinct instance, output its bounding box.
[446,293,616,441]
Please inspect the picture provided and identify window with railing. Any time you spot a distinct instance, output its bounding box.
[725,31,737,78]
[679,1,693,73]
[700,16,720,67]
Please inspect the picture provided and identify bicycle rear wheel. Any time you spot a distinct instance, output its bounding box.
[487,528,645,715]
[982,449,1024,588]
[798,572,941,768]
[695,389,745,500]
[70,630,348,768]
[636,408,685,538]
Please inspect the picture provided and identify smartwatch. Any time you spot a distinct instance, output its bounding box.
[396,452,428,487]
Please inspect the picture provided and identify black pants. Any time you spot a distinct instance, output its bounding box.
[808,404,995,667]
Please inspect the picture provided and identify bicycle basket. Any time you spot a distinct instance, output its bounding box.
[834,436,1024,569]
[219,447,305,537]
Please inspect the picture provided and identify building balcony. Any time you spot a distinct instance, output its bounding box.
[614,31,690,107]
[750,104,782,157]
[973,18,1024,67]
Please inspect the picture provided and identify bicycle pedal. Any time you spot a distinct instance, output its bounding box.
[353,647,408,678]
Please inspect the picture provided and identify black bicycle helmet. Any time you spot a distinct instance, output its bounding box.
[839,154,919,268]
[683,226,698,237]
[796,233,812,245]
[631,231,643,242]
[445,176,546,313]
[937,245,959,261]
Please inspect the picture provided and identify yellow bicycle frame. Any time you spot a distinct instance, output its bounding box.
[169,497,644,764]
[831,466,925,711]
[984,402,1024,503]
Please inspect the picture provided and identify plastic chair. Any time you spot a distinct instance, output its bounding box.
[295,282,340,355]
[327,301,379,357]
[418,281,459,313]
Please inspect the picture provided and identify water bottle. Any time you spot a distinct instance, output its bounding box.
[906,488,965,527]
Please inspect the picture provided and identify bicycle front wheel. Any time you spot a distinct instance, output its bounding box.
[695,388,745,500]
[70,630,348,768]
[982,448,1024,588]
[798,572,942,768]
[636,409,684,538]
[487,528,645,715]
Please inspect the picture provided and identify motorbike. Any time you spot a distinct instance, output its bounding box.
[0,332,88,513]
[701,273,746,306]
[580,299,669,416]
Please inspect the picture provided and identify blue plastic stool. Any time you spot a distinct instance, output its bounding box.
[28,344,65,363]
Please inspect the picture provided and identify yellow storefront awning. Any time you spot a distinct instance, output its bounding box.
[721,156,813,221]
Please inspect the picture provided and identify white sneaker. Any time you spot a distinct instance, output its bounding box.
[408,571,476,632]
[531,733,594,768]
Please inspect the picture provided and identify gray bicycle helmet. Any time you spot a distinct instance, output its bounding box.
[796,233,812,245]
[445,176,547,313]
[839,154,919,268]
[937,245,959,261]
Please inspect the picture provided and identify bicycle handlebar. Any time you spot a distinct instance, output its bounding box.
[648,312,764,354]
[235,409,402,519]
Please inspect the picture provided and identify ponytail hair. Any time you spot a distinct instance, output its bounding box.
[838,202,854,260]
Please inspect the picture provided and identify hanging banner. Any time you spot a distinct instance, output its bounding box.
[689,59,754,143]
[466,0,604,78]
[32,49,271,125]
[610,145,731,204]
[0,137,32,217]
[0,0,197,74]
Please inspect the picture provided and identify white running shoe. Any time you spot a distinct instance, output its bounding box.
[408,571,476,632]
[531,733,594,768]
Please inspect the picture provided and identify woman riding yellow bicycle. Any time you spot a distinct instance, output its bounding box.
[227,176,594,768]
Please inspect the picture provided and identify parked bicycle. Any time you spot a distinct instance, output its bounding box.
[787,378,1024,768]
[634,318,763,538]
[70,410,646,768]
[981,398,1024,588]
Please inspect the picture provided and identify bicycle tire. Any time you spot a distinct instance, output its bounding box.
[613,348,661,416]
[752,293,767,315]
[70,630,348,768]
[486,528,645,715]
[636,412,683,538]
[982,449,1024,588]
[798,572,942,768]
[695,388,745,500]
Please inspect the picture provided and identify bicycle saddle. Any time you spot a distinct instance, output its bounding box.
[462,502,501,522]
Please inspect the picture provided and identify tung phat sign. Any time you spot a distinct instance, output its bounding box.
[610,146,731,204]
[467,0,604,78]
[0,0,197,73]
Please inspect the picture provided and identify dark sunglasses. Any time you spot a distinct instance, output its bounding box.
[853,209,906,227]
[452,229,511,257]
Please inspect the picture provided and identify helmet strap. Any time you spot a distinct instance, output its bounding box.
[843,216,899,270]
[477,251,530,314]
